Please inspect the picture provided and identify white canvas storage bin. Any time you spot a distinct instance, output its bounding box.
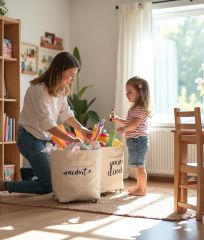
[51,148,102,203]
[100,146,124,193]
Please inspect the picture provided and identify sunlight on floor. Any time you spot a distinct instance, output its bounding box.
[3,230,69,240]
[172,220,193,233]
[45,215,161,240]
[0,226,14,230]
[91,217,160,240]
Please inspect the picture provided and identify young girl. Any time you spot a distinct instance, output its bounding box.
[112,76,150,196]
[0,51,92,194]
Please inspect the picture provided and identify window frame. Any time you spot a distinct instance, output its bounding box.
[151,3,204,127]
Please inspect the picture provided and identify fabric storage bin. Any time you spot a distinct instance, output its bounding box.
[100,146,124,193]
[51,148,102,203]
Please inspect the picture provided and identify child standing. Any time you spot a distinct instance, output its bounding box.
[112,76,150,196]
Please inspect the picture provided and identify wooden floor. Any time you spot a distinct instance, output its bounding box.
[0,202,204,240]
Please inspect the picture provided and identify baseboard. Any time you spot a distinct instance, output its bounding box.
[148,175,174,183]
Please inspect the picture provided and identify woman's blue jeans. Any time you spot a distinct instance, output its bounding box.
[6,127,52,194]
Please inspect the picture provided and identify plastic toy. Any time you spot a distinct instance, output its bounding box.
[74,128,85,142]
[107,129,116,147]
[51,124,68,148]
[98,129,109,143]
[112,138,123,147]
[109,108,116,121]
[91,119,105,141]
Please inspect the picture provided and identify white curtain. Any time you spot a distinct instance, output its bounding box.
[115,2,153,178]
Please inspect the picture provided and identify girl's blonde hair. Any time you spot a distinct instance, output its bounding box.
[30,52,80,96]
[126,76,151,116]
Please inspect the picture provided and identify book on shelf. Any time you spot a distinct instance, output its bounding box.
[12,118,15,141]
[4,113,16,142]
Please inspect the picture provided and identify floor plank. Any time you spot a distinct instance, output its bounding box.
[0,203,203,240]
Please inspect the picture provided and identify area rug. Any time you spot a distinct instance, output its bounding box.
[0,179,196,221]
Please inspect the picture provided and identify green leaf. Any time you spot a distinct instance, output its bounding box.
[79,113,88,126]
[72,95,88,115]
[87,97,96,109]
[78,85,92,98]
[67,46,100,127]
[73,47,81,67]
[87,110,100,124]
[67,96,74,109]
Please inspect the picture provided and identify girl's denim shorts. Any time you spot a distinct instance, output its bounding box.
[126,136,149,167]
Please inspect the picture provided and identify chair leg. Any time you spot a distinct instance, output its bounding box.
[196,175,204,221]
[177,143,188,213]
[180,172,188,213]
[174,134,180,213]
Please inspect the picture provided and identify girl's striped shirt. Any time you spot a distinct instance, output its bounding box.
[125,106,148,139]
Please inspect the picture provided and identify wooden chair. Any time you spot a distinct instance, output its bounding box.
[174,107,204,221]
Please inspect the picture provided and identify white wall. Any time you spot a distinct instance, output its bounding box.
[69,0,135,130]
[69,0,204,130]
[5,0,204,130]
[6,0,71,106]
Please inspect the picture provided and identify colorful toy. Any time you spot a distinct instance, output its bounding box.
[109,108,116,121]
[51,124,68,148]
[112,138,123,147]
[107,129,116,147]
[91,119,105,142]
[98,129,109,144]
[74,128,85,142]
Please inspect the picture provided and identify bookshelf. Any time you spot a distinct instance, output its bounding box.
[0,16,21,181]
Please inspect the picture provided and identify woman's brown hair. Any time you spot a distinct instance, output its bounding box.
[30,52,80,96]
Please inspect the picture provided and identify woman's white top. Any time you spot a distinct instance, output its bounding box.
[19,83,74,140]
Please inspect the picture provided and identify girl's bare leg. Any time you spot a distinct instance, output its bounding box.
[128,168,138,192]
[129,167,147,196]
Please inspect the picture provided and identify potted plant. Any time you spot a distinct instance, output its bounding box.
[0,0,8,16]
[68,47,100,127]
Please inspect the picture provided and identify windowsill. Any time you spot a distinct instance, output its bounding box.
[150,117,204,129]
[149,122,175,129]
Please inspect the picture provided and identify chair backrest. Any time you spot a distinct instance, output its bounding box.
[174,107,202,136]
[174,107,203,167]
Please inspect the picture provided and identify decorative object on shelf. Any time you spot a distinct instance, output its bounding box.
[40,31,63,50]
[38,47,59,76]
[21,43,38,75]
[3,38,12,58]
[3,164,15,181]
[0,0,8,16]
[68,46,100,128]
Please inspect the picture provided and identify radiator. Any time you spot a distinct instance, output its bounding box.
[146,129,197,176]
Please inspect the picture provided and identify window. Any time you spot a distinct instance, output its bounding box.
[152,4,204,124]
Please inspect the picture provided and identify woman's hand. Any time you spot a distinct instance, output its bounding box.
[72,137,84,144]
[80,127,92,141]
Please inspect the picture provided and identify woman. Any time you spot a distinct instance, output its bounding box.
[0,52,91,194]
